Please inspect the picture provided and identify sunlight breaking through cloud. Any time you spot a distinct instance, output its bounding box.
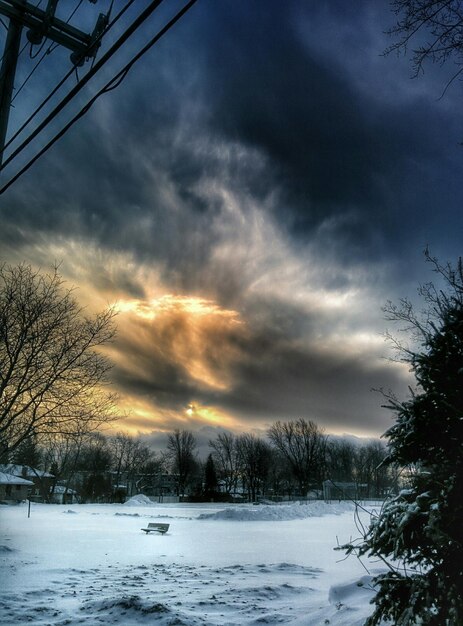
[112,293,245,394]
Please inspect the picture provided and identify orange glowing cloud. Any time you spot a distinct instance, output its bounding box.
[113,294,244,392]
[113,394,241,436]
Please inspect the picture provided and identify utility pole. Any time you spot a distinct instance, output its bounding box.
[0,0,23,167]
[0,0,106,166]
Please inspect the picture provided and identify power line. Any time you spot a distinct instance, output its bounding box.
[0,0,45,65]
[0,0,198,195]
[2,0,137,154]
[1,0,165,172]
[11,0,86,104]
[0,31,28,67]
[12,43,57,102]
[65,0,85,24]
[0,0,44,60]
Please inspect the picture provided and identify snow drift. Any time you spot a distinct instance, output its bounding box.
[198,501,353,521]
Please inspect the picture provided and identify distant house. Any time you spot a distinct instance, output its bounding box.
[49,485,78,505]
[0,464,55,502]
[323,480,368,501]
[138,473,180,500]
[0,471,33,503]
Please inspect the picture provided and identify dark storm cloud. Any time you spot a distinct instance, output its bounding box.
[105,289,410,436]
[0,0,461,437]
[3,0,460,282]
[186,1,462,244]
[3,0,461,266]
[221,332,408,434]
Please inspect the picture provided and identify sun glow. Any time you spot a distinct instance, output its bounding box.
[116,294,241,322]
[184,402,237,428]
[109,396,241,435]
[114,293,245,392]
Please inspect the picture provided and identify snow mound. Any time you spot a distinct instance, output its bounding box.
[198,501,353,521]
[114,512,140,517]
[81,595,173,622]
[0,544,16,553]
[289,576,379,626]
[328,575,377,608]
[123,494,154,506]
[62,509,78,514]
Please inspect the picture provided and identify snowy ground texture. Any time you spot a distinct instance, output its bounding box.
[0,497,389,625]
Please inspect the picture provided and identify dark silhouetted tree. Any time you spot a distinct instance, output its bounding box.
[109,432,158,499]
[0,263,117,462]
[353,440,390,498]
[345,252,463,625]
[267,419,326,495]
[204,453,218,496]
[386,1,463,92]
[236,434,273,502]
[326,437,357,484]
[166,429,198,496]
[209,432,240,495]
[77,433,112,503]
[12,435,42,468]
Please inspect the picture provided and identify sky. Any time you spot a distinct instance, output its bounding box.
[0,0,462,445]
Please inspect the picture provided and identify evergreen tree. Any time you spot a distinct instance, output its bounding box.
[204,453,218,496]
[12,436,42,468]
[347,253,463,625]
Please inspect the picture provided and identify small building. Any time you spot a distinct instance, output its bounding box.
[139,473,180,500]
[323,480,368,502]
[0,464,54,501]
[49,485,79,505]
[0,471,33,503]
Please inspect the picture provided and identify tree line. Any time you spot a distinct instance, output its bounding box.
[0,263,397,503]
[8,419,398,503]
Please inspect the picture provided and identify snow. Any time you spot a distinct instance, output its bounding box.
[0,463,54,478]
[198,501,353,521]
[0,499,388,625]
[0,471,34,485]
[124,494,156,506]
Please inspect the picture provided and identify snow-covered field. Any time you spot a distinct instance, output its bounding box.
[0,497,387,625]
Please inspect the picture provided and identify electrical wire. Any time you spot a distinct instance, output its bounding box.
[2,0,138,154]
[0,34,29,68]
[11,43,57,102]
[29,38,47,59]
[0,0,198,195]
[5,0,44,59]
[0,0,45,66]
[66,0,85,23]
[11,0,86,104]
[1,0,165,171]
[0,0,46,62]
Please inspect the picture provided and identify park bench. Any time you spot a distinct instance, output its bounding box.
[141,522,170,534]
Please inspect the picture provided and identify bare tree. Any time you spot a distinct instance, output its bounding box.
[0,263,117,462]
[236,433,273,502]
[110,432,135,493]
[386,1,463,92]
[326,437,357,483]
[209,431,240,495]
[109,433,158,497]
[267,419,327,495]
[353,440,390,498]
[40,429,88,501]
[77,432,112,503]
[166,429,198,496]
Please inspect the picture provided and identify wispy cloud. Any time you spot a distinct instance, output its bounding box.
[0,0,460,439]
